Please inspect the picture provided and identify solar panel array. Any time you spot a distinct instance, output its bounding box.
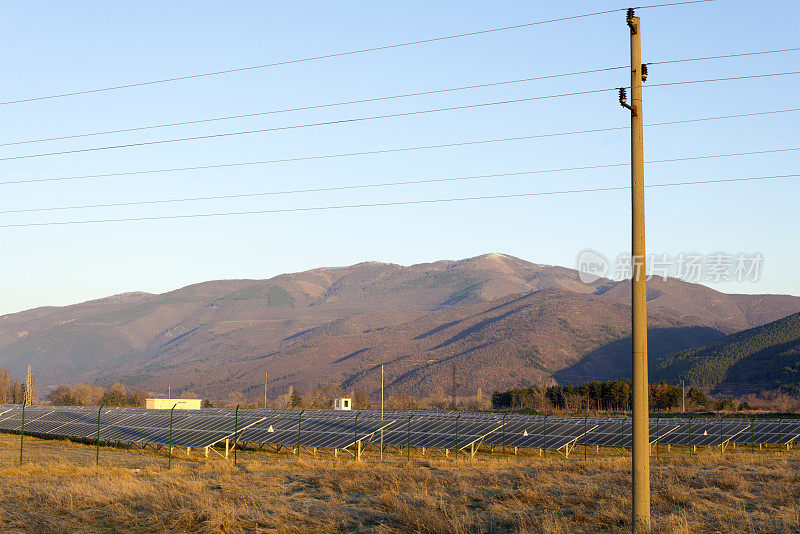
[1,404,798,456]
[0,405,264,448]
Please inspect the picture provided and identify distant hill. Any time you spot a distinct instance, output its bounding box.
[651,312,800,395]
[1,253,798,402]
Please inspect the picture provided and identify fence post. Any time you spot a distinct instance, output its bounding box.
[502,413,507,460]
[296,409,305,457]
[655,417,660,462]
[454,414,461,460]
[233,404,239,466]
[354,411,360,461]
[407,415,413,462]
[584,415,589,461]
[543,415,548,458]
[96,404,104,466]
[19,403,26,466]
[719,415,724,457]
[168,403,177,469]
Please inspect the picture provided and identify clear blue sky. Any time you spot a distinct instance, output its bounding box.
[0,0,798,315]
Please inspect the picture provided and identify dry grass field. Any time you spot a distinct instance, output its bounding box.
[0,433,798,533]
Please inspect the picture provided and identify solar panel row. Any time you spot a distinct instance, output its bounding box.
[1,405,798,455]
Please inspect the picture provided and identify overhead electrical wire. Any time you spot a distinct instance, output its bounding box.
[3,147,797,215]
[1,70,797,163]
[2,107,797,187]
[646,46,800,66]
[0,0,715,106]
[4,46,797,148]
[0,172,794,229]
[0,67,628,148]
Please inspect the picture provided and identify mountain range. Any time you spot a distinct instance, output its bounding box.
[1,253,798,402]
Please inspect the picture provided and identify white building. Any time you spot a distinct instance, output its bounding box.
[145,398,202,410]
[334,398,352,410]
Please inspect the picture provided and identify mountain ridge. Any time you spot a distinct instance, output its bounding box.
[1,253,798,401]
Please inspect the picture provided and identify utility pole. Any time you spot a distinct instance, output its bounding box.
[451,361,457,411]
[619,8,650,533]
[381,365,384,420]
[681,380,685,413]
[24,366,32,406]
[265,370,268,408]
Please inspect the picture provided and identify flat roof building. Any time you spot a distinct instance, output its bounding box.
[145,398,202,410]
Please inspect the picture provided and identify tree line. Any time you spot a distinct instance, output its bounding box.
[47,382,148,407]
[491,380,752,413]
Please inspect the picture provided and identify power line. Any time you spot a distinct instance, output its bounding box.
[4,147,797,215]
[2,172,794,229]
[5,46,797,148]
[2,71,797,163]
[0,0,714,107]
[645,70,800,89]
[2,107,797,187]
[0,67,626,148]
[0,88,616,162]
[647,46,800,66]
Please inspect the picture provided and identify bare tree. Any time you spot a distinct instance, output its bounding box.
[0,368,10,404]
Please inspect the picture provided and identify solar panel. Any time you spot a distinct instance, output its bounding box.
[579,419,681,448]
[241,413,394,450]
[379,415,502,450]
[657,418,747,447]
[726,419,800,446]
[488,420,596,451]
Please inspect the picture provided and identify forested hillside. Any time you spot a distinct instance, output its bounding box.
[652,312,800,394]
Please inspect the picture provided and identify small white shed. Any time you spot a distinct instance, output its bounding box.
[334,398,352,410]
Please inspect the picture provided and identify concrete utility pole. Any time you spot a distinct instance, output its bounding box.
[619,8,650,533]
[381,365,384,420]
[265,371,268,408]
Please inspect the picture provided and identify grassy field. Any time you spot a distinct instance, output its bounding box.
[0,433,798,533]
